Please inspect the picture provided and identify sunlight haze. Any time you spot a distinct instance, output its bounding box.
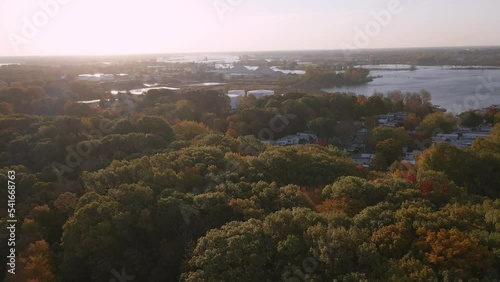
[1,0,499,56]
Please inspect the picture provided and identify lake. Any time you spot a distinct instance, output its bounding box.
[322,66,500,113]
[0,63,20,66]
[188,82,226,87]
[157,54,240,64]
[128,87,180,95]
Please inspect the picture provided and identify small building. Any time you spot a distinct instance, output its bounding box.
[76,99,101,109]
[403,152,416,165]
[225,73,248,80]
[377,112,407,127]
[477,125,492,132]
[264,132,318,146]
[228,94,241,110]
[247,90,275,99]
[296,132,319,143]
[275,136,301,146]
[353,154,375,168]
[228,90,246,96]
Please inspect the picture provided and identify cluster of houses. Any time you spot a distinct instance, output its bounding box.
[345,128,369,153]
[351,147,417,169]
[77,73,130,82]
[432,125,493,148]
[377,112,407,127]
[73,70,495,171]
[352,154,375,168]
[262,133,319,146]
[350,112,495,168]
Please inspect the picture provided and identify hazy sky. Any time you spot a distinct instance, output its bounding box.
[1,0,499,56]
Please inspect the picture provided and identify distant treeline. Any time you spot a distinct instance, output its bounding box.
[301,67,371,87]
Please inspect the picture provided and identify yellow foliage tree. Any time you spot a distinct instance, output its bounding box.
[416,228,494,280]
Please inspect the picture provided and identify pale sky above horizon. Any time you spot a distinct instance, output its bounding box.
[0,0,499,56]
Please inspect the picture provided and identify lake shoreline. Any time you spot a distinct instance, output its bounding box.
[322,65,500,114]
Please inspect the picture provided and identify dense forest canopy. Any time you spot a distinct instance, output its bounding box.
[1,65,500,281]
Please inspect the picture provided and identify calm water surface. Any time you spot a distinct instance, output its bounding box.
[323,66,500,113]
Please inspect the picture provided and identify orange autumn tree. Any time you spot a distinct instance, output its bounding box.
[416,170,465,207]
[416,228,494,280]
[19,240,55,282]
[315,197,366,217]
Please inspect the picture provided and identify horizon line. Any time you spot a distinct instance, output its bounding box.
[1,45,500,60]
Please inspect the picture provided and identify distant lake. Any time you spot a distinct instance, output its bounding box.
[129,86,180,95]
[188,82,226,87]
[158,54,239,64]
[0,63,20,66]
[322,66,500,113]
